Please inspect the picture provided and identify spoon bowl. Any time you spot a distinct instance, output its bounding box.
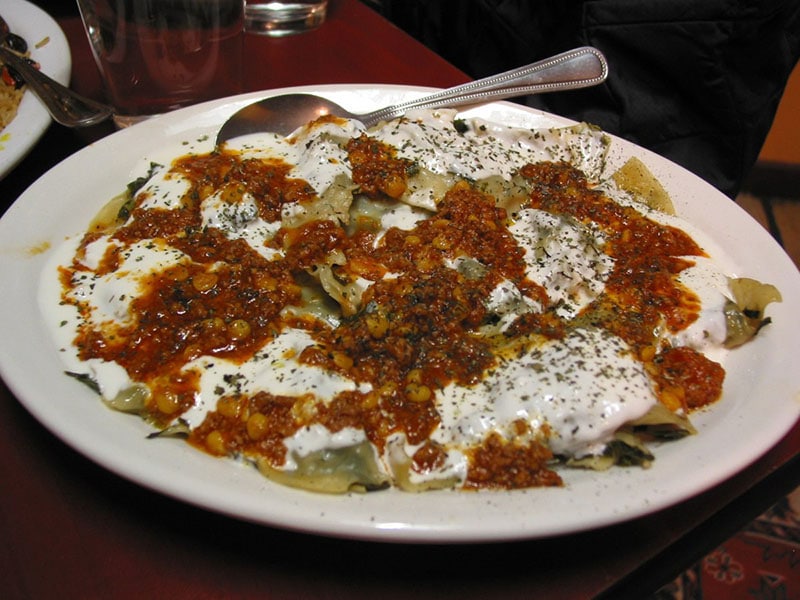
[216,93,349,141]
[217,46,608,144]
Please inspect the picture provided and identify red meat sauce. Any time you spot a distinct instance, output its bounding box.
[65,136,724,490]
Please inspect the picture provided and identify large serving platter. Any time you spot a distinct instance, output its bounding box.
[0,0,71,179]
[0,85,798,543]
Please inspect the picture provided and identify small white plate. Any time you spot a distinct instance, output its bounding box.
[0,85,798,543]
[0,0,71,179]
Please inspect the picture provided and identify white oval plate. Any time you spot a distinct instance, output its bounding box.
[1,85,798,543]
[0,0,71,179]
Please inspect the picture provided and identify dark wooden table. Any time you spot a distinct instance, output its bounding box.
[1,2,798,598]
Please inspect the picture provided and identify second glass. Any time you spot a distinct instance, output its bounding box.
[244,1,328,36]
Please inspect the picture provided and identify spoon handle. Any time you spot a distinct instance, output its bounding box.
[360,46,608,127]
[0,45,113,127]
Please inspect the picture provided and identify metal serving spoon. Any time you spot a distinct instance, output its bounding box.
[0,14,113,127]
[217,46,608,144]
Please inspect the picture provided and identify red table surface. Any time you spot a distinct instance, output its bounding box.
[1,2,798,598]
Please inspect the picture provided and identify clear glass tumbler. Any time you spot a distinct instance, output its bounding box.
[244,1,328,36]
[77,0,245,127]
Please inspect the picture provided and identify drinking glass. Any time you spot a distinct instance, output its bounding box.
[76,0,245,128]
[244,1,328,36]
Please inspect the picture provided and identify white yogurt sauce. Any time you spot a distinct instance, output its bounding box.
[39,235,157,400]
[134,165,190,212]
[510,208,614,319]
[671,257,731,359]
[69,236,189,329]
[200,190,283,261]
[433,327,658,458]
[372,109,609,183]
[181,328,373,427]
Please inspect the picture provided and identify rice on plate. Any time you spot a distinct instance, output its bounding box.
[0,79,25,130]
[1,29,46,130]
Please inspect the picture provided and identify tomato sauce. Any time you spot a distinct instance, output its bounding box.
[68,139,725,490]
